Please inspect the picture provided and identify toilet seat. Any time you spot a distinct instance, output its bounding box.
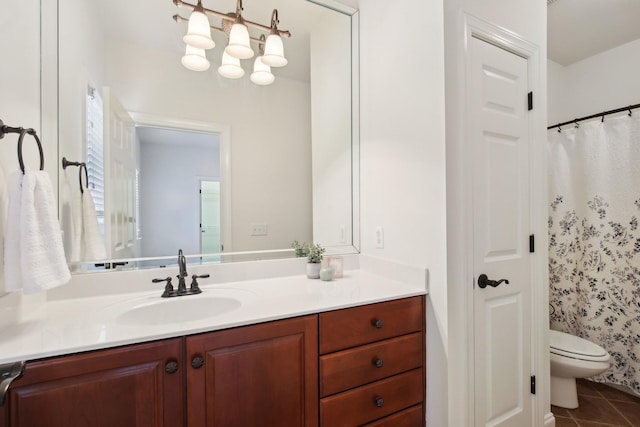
[549,330,610,362]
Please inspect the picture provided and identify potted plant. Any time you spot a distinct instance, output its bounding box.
[305,243,325,279]
[290,240,310,258]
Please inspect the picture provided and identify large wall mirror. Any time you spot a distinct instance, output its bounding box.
[54,0,359,271]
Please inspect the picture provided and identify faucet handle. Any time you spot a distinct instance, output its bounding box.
[189,274,209,294]
[153,277,174,298]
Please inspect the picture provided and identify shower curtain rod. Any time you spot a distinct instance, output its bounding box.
[547,103,640,130]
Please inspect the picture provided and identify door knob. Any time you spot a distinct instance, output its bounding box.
[477,274,509,289]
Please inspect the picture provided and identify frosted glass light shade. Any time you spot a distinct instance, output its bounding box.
[218,52,245,79]
[181,45,210,71]
[225,23,254,59]
[250,56,275,85]
[262,33,287,67]
[183,10,215,50]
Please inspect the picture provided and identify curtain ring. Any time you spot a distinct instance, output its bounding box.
[79,163,89,194]
[17,128,44,174]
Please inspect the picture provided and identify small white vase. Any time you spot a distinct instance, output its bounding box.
[306,262,321,279]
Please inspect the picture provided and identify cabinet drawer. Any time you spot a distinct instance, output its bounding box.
[363,404,424,427]
[320,332,423,397]
[319,296,424,354]
[320,368,423,427]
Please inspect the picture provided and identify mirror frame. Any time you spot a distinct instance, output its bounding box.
[42,0,360,271]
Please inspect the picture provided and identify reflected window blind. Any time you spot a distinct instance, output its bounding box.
[86,86,105,236]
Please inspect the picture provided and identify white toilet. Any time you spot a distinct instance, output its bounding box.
[549,329,611,409]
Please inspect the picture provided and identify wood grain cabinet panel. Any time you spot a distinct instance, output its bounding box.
[0,339,183,427]
[320,368,423,427]
[319,297,424,354]
[186,315,318,427]
[320,332,423,397]
[319,296,426,427]
[363,404,424,427]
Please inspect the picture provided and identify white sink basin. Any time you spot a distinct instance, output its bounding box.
[116,294,243,325]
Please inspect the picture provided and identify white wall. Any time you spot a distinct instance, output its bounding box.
[358,1,447,426]
[548,38,640,126]
[0,0,45,293]
[444,0,547,425]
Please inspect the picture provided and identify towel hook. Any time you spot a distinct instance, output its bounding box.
[17,128,44,174]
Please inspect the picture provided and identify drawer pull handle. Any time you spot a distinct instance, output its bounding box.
[373,358,384,368]
[191,356,204,369]
[374,397,384,408]
[165,360,179,374]
[372,319,383,329]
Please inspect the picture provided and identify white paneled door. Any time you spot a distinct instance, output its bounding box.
[103,87,137,260]
[470,36,533,427]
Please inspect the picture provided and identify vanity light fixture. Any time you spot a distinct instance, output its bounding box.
[250,35,275,85]
[173,0,291,84]
[183,1,215,49]
[218,51,245,79]
[262,10,288,68]
[182,45,210,71]
[225,0,254,59]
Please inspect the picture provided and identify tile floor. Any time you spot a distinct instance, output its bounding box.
[552,379,640,427]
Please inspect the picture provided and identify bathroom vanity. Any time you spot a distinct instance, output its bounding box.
[0,269,426,426]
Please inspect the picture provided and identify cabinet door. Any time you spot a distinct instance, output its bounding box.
[0,339,183,427]
[186,315,318,427]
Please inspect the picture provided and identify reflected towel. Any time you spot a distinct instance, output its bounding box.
[80,190,106,261]
[4,169,71,293]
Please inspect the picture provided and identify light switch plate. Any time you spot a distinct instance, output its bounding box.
[251,223,268,236]
[375,226,384,249]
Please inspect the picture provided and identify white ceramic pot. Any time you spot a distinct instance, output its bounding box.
[306,262,321,279]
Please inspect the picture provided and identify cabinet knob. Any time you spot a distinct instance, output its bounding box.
[373,358,384,368]
[374,397,384,408]
[165,360,179,374]
[191,356,204,369]
[372,319,383,329]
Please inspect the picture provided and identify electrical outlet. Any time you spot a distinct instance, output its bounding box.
[251,223,268,236]
[375,226,384,249]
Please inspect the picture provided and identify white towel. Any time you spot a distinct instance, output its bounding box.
[4,169,71,293]
[80,190,106,261]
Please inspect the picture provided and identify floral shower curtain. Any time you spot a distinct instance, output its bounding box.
[548,112,640,395]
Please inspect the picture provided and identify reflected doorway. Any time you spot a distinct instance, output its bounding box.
[137,126,222,258]
[200,180,221,263]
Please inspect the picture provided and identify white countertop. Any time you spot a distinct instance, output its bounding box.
[0,266,426,365]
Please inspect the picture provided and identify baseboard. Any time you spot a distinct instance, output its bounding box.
[544,412,556,427]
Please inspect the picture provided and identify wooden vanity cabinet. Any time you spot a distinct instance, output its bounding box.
[186,315,318,427]
[0,296,424,427]
[319,296,425,427]
[0,338,184,427]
